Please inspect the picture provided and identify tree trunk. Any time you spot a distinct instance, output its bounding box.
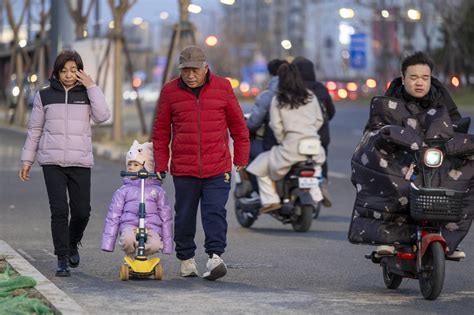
[5,0,29,126]
[14,52,26,125]
[112,24,123,141]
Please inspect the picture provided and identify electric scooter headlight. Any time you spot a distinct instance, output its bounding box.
[424,148,443,168]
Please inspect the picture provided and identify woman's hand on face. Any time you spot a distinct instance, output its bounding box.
[76,70,96,89]
[19,164,31,181]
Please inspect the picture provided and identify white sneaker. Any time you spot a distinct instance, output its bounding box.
[202,254,227,281]
[180,258,199,277]
[376,245,395,256]
[446,249,466,259]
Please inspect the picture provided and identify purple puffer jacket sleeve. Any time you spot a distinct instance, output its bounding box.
[156,187,173,254]
[101,187,126,252]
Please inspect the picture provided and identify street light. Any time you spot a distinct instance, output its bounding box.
[339,8,355,19]
[220,0,235,5]
[205,35,218,47]
[281,39,292,50]
[159,12,169,20]
[381,10,390,18]
[188,4,202,14]
[407,9,421,21]
[132,17,143,25]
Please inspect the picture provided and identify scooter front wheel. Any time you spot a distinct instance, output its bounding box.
[382,264,403,289]
[154,263,163,280]
[119,264,129,281]
[419,242,445,300]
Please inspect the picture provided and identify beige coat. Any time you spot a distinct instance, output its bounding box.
[247,91,326,181]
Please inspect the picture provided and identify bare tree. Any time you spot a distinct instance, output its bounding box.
[433,0,465,81]
[30,0,50,87]
[161,0,196,87]
[5,0,30,126]
[66,0,96,39]
[108,0,137,141]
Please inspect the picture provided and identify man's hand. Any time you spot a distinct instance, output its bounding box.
[157,171,167,180]
[19,164,31,181]
[235,165,246,172]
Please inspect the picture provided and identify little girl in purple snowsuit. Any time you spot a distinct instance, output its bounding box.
[101,140,173,256]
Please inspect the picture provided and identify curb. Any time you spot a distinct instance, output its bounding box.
[0,240,85,315]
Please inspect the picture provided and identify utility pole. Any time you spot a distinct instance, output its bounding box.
[94,0,100,38]
[49,0,74,67]
[108,0,138,141]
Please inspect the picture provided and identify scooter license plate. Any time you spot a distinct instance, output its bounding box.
[298,177,318,188]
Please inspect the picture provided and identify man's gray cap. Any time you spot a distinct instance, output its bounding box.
[178,45,207,69]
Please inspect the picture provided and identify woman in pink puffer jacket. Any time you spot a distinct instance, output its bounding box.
[101,141,173,257]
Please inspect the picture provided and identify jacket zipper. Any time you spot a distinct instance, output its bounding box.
[64,89,69,164]
[196,97,202,177]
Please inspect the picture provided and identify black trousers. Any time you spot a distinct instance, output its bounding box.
[42,165,91,257]
[173,174,231,260]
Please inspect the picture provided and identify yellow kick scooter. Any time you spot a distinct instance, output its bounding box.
[119,169,165,281]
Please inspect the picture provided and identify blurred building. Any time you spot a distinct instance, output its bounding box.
[220,0,445,89]
[221,0,307,84]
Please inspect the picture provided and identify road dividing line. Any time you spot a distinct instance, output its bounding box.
[17,248,36,261]
[42,248,56,258]
[328,171,349,179]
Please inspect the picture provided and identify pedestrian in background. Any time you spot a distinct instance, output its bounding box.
[152,45,249,281]
[19,50,110,277]
[101,140,173,258]
[293,56,335,207]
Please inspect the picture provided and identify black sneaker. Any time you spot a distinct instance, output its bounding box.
[55,257,70,277]
[69,242,81,268]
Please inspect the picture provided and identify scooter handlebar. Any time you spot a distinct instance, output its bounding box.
[120,170,166,179]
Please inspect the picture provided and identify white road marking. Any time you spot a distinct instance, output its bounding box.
[42,248,56,258]
[17,248,36,261]
[328,171,349,179]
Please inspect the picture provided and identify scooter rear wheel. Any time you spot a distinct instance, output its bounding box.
[119,264,129,281]
[419,242,445,300]
[154,263,163,280]
[291,204,313,232]
[382,264,403,289]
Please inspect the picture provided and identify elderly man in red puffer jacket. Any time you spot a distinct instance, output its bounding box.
[152,45,249,281]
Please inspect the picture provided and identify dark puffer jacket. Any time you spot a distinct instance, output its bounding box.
[348,88,474,253]
[293,57,335,147]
